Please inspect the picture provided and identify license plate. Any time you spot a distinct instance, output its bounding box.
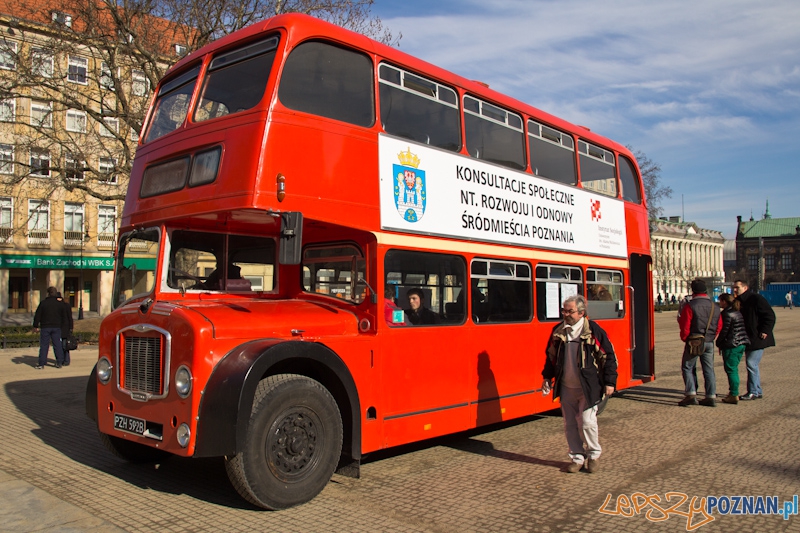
[114,413,146,436]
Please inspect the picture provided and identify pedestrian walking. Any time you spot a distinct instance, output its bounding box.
[542,295,617,473]
[785,290,793,309]
[32,286,70,369]
[57,292,74,366]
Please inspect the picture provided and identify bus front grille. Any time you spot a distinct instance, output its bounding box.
[123,336,164,396]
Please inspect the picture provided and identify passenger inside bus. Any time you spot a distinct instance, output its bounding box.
[205,263,250,291]
[404,288,439,325]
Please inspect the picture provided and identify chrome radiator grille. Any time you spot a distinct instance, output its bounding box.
[123,336,164,395]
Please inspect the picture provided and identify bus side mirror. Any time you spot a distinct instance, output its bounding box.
[279,212,303,265]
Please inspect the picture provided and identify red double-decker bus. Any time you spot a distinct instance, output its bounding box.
[86,13,654,510]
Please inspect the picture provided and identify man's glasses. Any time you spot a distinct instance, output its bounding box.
[561,309,578,315]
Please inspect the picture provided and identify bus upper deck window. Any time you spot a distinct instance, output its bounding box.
[194,36,279,123]
[143,64,201,143]
[579,141,617,198]
[618,155,642,204]
[528,120,576,186]
[463,95,526,171]
[278,41,374,127]
[378,63,460,152]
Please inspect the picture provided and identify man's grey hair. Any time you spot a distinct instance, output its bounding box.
[563,294,586,313]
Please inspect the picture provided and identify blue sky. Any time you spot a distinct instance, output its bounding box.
[372,0,800,238]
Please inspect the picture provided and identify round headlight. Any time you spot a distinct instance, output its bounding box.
[97,357,112,385]
[176,423,191,448]
[174,366,192,398]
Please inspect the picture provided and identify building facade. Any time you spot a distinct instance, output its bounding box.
[735,211,800,291]
[651,217,724,302]
[0,0,184,317]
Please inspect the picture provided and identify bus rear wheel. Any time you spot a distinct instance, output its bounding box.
[225,374,343,510]
[99,432,171,463]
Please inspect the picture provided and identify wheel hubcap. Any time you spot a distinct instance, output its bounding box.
[267,409,321,481]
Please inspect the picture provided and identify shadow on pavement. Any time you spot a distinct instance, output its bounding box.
[614,385,684,405]
[5,376,259,511]
[445,438,567,469]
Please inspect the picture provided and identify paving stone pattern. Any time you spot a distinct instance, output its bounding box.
[1,310,799,532]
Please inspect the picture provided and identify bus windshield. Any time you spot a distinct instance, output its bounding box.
[166,230,276,293]
[113,227,160,308]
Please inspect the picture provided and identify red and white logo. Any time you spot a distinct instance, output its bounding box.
[591,199,602,222]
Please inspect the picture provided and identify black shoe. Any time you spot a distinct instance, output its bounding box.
[63,362,70,366]
[54,364,62,369]
[739,393,758,400]
[678,396,698,407]
[699,397,716,407]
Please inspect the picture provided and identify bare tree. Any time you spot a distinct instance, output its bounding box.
[627,146,672,220]
[0,0,399,209]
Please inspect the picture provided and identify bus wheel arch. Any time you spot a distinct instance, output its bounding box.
[225,373,343,510]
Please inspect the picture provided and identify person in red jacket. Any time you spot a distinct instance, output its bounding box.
[677,279,722,407]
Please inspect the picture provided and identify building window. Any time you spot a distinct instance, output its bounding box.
[100,117,119,137]
[65,153,85,180]
[132,69,148,96]
[28,199,49,233]
[65,109,86,132]
[0,197,12,234]
[31,48,54,78]
[98,157,118,183]
[0,99,13,122]
[64,201,84,235]
[100,62,116,91]
[0,144,13,174]
[174,43,188,56]
[98,204,116,238]
[0,40,17,70]
[781,253,792,270]
[68,55,88,84]
[747,255,758,271]
[30,101,52,128]
[765,255,775,271]
[130,127,139,142]
[30,148,50,177]
[51,11,73,27]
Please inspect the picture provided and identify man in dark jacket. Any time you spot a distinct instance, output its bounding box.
[32,286,69,369]
[678,279,722,406]
[404,288,439,325]
[542,295,617,474]
[56,292,74,366]
[733,279,776,400]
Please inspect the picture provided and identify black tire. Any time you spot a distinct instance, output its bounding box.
[99,431,171,463]
[224,374,343,510]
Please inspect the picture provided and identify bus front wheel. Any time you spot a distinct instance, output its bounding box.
[225,374,343,510]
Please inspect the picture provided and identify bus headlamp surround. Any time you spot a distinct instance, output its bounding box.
[97,357,113,385]
[174,365,192,398]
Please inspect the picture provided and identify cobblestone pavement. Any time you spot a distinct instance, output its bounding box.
[2,310,799,532]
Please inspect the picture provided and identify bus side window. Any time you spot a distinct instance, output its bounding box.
[384,250,465,326]
[579,141,617,198]
[618,155,642,204]
[587,268,624,318]
[302,244,365,302]
[463,95,526,171]
[378,63,460,152]
[470,259,532,324]
[528,120,576,185]
[535,264,583,321]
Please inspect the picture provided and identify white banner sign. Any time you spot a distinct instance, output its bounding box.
[379,136,628,258]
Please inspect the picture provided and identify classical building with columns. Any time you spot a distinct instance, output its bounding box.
[651,217,725,302]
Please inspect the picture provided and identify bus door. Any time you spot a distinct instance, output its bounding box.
[629,253,653,378]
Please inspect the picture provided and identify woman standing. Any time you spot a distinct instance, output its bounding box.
[716,293,749,404]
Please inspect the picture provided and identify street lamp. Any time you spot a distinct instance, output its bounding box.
[78,229,90,320]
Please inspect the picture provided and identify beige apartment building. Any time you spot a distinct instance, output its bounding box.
[0,0,185,317]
